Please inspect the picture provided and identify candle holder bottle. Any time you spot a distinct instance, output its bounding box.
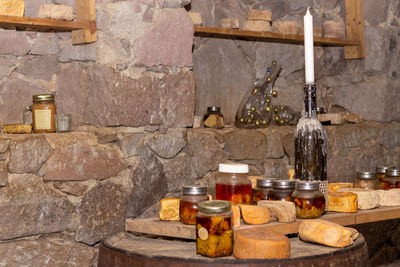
[294,84,327,205]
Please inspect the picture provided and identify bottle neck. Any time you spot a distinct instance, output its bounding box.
[304,84,317,118]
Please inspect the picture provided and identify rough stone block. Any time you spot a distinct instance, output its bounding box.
[272,21,298,35]
[144,129,186,159]
[37,4,73,20]
[30,33,60,55]
[0,30,30,56]
[119,133,145,157]
[221,18,239,29]
[224,129,267,161]
[323,20,345,38]
[17,55,58,80]
[0,0,24,16]
[242,20,270,32]
[266,132,284,159]
[163,154,197,192]
[59,41,97,62]
[188,12,202,25]
[0,162,7,186]
[247,9,272,21]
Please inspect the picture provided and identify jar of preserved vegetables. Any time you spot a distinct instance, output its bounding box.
[381,168,400,190]
[355,171,379,190]
[196,200,233,257]
[376,166,393,181]
[252,178,276,204]
[203,106,224,128]
[179,185,208,225]
[268,180,295,201]
[215,163,252,204]
[292,181,325,219]
[26,94,57,133]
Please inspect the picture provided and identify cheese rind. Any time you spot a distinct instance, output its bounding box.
[3,124,32,134]
[159,199,180,221]
[234,229,290,259]
[188,12,202,26]
[272,21,298,35]
[328,192,358,212]
[242,20,270,32]
[240,205,270,225]
[338,188,379,210]
[37,4,73,21]
[299,219,358,248]
[257,200,296,223]
[328,182,354,192]
[247,9,272,21]
[231,205,241,228]
[377,189,400,206]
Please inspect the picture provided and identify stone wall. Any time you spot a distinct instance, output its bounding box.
[0,123,399,265]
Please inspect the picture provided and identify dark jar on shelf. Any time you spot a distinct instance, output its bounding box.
[196,200,233,258]
[215,163,252,205]
[203,106,224,128]
[355,171,379,190]
[179,185,208,225]
[381,168,400,190]
[292,181,325,219]
[252,178,276,204]
[376,166,393,181]
[268,180,295,201]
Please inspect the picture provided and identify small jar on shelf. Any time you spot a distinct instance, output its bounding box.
[203,106,224,128]
[268,180,295,201]
[381,168,400,190]
[252,178,276,204]
[355,171,379,190]
[196,200,233,257]
[292,181,325,219]
[376,166,393,181]
[179,185,208,225]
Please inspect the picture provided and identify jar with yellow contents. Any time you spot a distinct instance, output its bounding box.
[29,94,57,133]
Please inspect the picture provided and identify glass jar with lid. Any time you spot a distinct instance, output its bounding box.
[381,168,400,190]
[179,185,208,225]
[28,94,57,133]
[376,166,394,181]
[215,163,252,204]
[203,106,224,128]
[196,200,233,257]
[268,180,295,201]
[252,178,276,204]
[292,181,325,219]
[355,171,379,190]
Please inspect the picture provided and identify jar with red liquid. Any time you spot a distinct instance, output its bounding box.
[215,163,252,204]
[381,168,400,190]
[291,181,325,219]
[252,178,276,204]
[179,185,208,225]
[376,166,393,182]
[268,180,295,201]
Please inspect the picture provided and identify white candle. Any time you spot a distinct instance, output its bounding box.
[304,7,314,84]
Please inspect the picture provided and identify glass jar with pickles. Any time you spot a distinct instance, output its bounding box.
[252,178,276,204]
[179,185,208,225]
[292,181,325,219]
[381,168,400,190]
[215,163,252,204]
[355,171,379,190]
[376,166,393,181]
[268,180,295,201]
[196,200,233,257]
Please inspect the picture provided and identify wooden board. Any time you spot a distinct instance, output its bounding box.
[344,0,366,59]
[72,0,97,45]
[126,206,400,240]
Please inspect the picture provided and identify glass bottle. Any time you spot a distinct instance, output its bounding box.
[294,84,327,190]
[268,180,295,201]
[179,185,208,225]
[355,171,379,190]
[292,181,325,218]
[196,200,233,257]
[252,178,276,204]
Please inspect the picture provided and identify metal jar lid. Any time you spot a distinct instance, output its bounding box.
[272,180,295,190]
[256,178,276,188]
[182,185,207,195]
[207,106,221,113]
[33,94,54,101]
[376,166,394,173]
[219,163,248,174]
[386,168,400,177]
[296,181,320,190]
[357,171,376,179]
[198,200,231,214]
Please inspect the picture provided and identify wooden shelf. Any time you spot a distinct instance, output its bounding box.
[126,206,400,240]
[0,0,96,45]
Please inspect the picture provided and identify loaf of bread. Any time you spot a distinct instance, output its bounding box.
[159,199,180,221]
[328,192,358,212]
[299,219,358,248]
[234,229,290,259]
[338,188,379,210]
[257,200,296,223]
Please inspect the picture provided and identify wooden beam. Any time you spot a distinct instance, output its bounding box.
[344,0,366,59]
[72,0,96,45]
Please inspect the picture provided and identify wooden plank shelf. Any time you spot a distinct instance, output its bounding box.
[126,206,400,240]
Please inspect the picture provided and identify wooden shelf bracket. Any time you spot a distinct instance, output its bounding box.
[72,0,97,45]
[344,0,365,59]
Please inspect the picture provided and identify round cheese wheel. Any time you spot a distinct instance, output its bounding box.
[233,229,290,259]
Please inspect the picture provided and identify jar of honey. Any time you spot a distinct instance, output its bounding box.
[355,171,379,190]
[215,163,252,204]
[179,185,208,225]
[30,94,57,133]
[268,180,295,201]
[376,166,393,181]
[292,181,325,219]
[252,178,276,204]
[196,200,233,257]
[381,168,400,190]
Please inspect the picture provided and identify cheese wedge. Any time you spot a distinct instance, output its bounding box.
[234,229,290,259]
[231,205,241,228]
[257,200,296,223]
[328,192,358,212]
[338,188,379,210]
[377,189,400,206]
[299,219,358,248]
[240,205,270,225]
[3,124,32,134]
[159,198,180,221]
[328,182,354,192]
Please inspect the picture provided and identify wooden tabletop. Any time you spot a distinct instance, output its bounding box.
[126,206,400,240]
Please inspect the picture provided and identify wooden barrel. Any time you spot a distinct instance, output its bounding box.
[98,232,369,267]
